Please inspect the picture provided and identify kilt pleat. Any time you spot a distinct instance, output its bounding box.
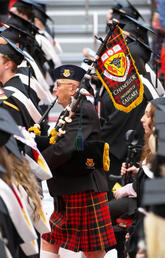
[42,191,116,252]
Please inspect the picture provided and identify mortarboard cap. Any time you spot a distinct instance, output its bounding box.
[54,64,86,82]
[0,23,30,44]
[34,9,47,25]
[113,0,127,10]
[143,178,165,206]
[13,0,48,11]
[5,135,22,160]
[0,108,23,146]
[111,8,123,22]
[111,5,144,24]
[111,8,136,29]
[151,97,165,110]
[123,14,154,42]
[34,1,46,11]
[33,5,54,25]
[34,0,55,9]
[28,0,54,25]
[0,35,30,65]
[123,0,144,20]
[0,43,24,65]
[7,11,39,37]
[112,8,153,41]
[12,0,34,9]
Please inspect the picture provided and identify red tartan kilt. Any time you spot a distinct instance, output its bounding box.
[42,191,116,252]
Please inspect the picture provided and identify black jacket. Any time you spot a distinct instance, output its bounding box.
[42,98,109,196]
[0,196,22,258]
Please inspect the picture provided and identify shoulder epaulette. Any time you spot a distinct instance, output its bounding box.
[3,100,20,111]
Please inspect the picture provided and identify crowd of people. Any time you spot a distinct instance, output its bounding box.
[0,0,165,258]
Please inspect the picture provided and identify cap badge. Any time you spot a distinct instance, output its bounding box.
[63,69,70,77]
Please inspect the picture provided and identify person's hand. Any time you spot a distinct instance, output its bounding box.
[113,183,137,199]
[113,188,124,200]
[121,162,139,177]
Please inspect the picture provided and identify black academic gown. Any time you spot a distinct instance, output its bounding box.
[99,77,159,176]
[1,76,35,129]
[16,67,41,107]
[0,196,22,258]
[100,88,146,175]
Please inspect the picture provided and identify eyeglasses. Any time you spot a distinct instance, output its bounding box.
[55,82,74,88]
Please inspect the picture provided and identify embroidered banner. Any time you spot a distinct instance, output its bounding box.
[95,26,144,113]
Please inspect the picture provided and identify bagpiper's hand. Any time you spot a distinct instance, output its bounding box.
[28,124,41,136]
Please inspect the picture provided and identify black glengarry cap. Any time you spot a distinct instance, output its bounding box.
[54,64,86,82]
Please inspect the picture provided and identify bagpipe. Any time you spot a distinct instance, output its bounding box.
[111,130,142,192]
[123,129,143,184]
[29,20,120,172]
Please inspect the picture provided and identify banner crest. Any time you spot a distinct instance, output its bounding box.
[96,26,144,113]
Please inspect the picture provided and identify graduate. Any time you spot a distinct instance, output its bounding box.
[0,36,42,128]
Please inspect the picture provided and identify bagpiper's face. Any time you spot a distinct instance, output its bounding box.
[141,103,153,135]
[53,79,78,108]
